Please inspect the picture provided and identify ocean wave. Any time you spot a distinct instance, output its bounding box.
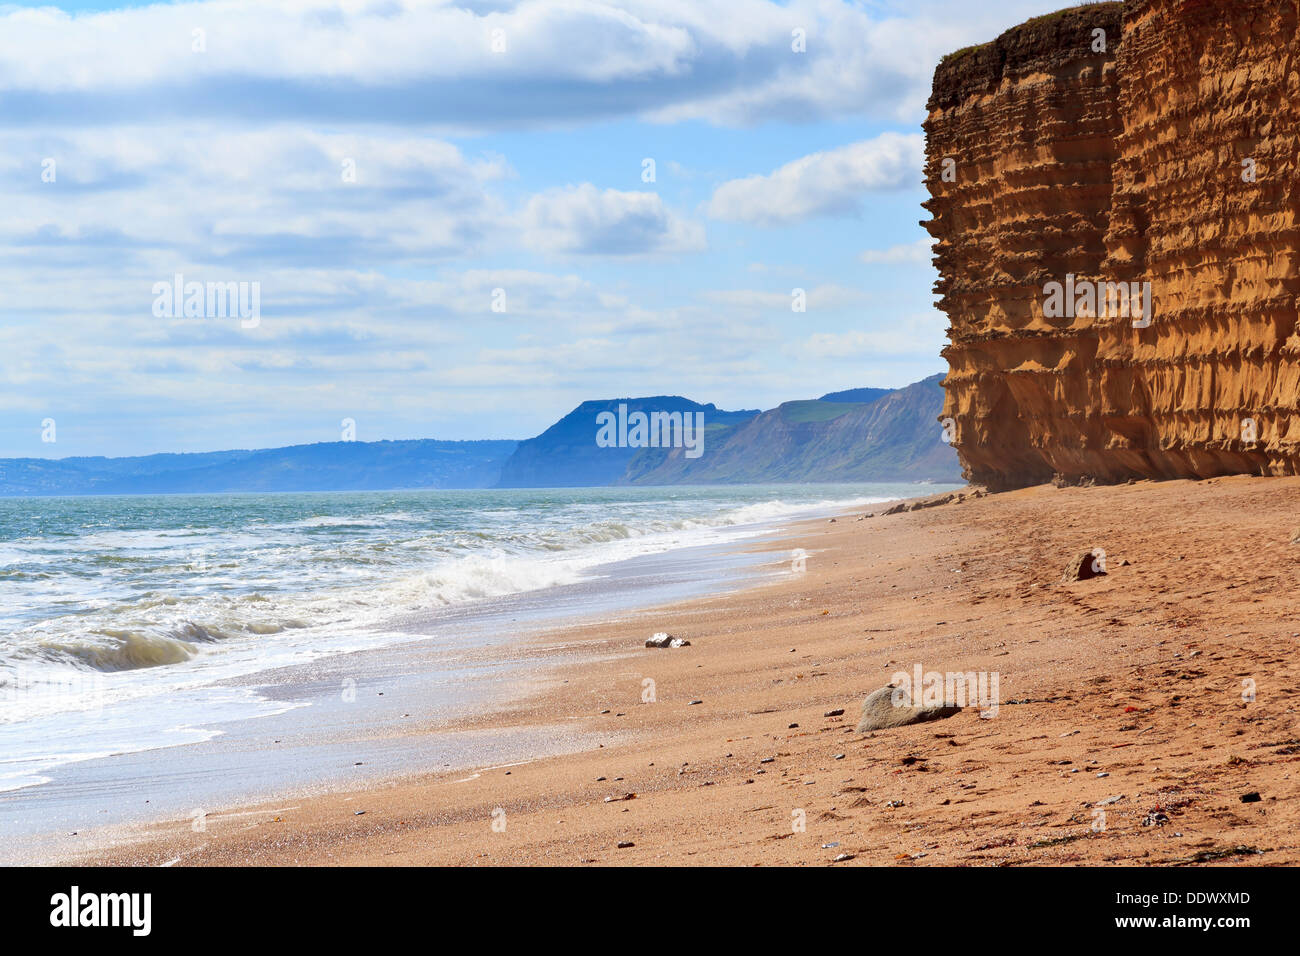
[0,569,52,581]
[278,511,421,529]
[5,614,319,674]
[39,629,199,672]
[0,485,924,696]
[380,553,586,609]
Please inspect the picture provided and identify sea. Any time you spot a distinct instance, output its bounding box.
[0,483,944,810]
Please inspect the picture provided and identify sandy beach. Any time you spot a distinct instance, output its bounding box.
[67,476,1300,866]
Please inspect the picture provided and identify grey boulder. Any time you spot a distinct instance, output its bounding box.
[855,685,961,733]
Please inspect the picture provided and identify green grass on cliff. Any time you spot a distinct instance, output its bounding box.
[939,1,1123,67]
[939,43,987,66]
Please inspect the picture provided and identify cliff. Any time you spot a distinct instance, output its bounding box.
[925,1,1300,490]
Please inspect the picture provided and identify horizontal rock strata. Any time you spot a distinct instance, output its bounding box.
[925,1,1300,489]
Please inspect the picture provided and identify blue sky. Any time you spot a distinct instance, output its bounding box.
[0,0,1071,457]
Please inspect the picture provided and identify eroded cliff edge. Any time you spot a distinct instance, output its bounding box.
[925,1,1300,490]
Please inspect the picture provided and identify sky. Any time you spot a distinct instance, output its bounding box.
[0,0,1073,458]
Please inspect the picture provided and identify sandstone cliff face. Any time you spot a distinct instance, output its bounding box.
[926,1,1300,489]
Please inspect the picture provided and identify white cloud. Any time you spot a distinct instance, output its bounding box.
[0,1,1068,130]
[706,132,924,226]
[795,312,947,358]
[0,126,510,276]
[703,284,870,311]
[0,0,1067,454]
[860,238,934,265]
[520,184,705,255]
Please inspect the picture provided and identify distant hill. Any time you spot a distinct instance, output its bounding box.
[817,386,893,404]
[619,374,958,484]
[495,397,760,488]
[0,376,959,496]
[0,440,517,496]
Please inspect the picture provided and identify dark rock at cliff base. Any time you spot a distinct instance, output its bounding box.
[880,491,966,516]
[855,686,961,733]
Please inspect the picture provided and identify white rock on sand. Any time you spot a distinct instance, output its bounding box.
[645,632,690,648]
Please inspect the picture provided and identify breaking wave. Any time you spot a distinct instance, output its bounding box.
[0,484,931,722]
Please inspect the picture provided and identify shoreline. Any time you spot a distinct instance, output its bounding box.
[4,492,885,862]
[50,477,1300,865]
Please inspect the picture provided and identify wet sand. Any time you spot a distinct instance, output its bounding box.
[0,535,781,861]
[70,477,1300,865]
